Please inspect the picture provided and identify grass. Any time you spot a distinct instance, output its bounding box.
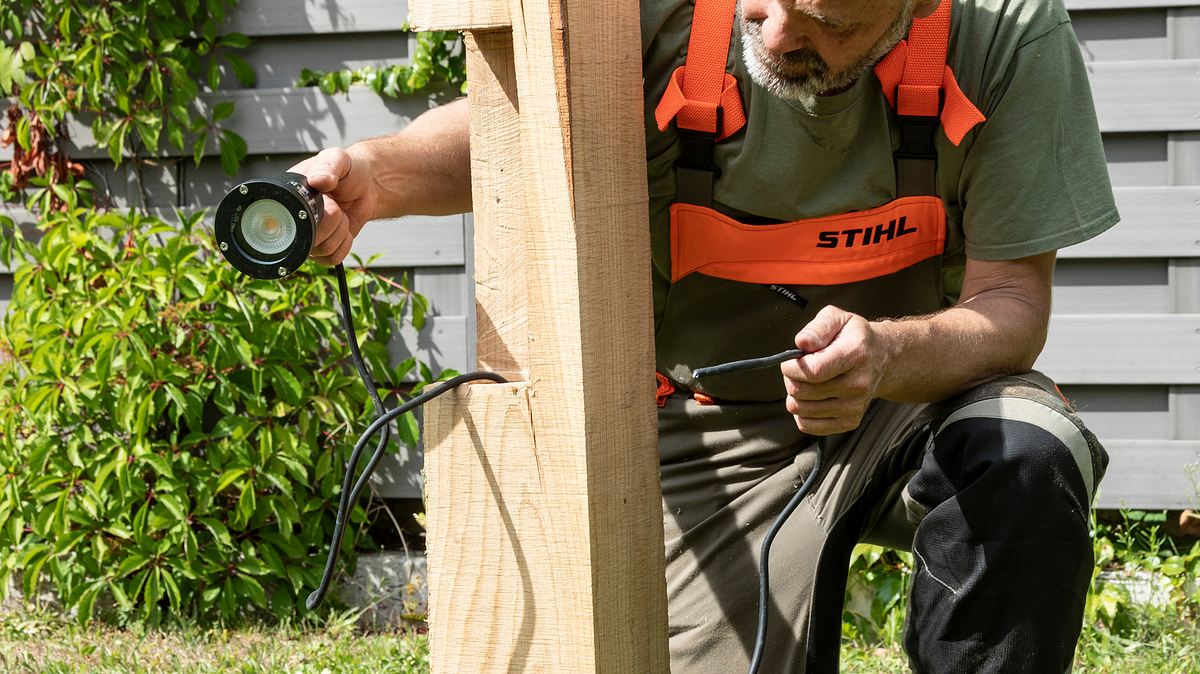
[2,511,1196,673]
[0,609,429,674]
[2,605,1197,673]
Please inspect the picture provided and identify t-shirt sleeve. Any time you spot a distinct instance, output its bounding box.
[957,21,1120,261]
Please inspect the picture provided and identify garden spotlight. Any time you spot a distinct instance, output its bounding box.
[214,172,320,279]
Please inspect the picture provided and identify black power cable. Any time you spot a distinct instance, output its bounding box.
[309,264,819,673]
[691,349,821,674]
[305,265,507,610]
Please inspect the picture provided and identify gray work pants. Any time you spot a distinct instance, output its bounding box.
[660,372,1107,673]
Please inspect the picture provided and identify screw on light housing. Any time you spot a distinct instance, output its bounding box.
[214,172,322,280]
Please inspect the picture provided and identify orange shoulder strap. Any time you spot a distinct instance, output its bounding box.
[654,0,747,140]
[873,1,986,146]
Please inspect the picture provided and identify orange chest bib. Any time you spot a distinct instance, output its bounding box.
[670,196,946,285]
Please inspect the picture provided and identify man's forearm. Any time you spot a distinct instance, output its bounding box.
[873,252,1056,403]
[348,97,472,219]
[874,297,1047,403]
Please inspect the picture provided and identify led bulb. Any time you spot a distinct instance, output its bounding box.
[241,199,297,256]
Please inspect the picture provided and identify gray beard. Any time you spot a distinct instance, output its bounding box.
[740,0,913,107]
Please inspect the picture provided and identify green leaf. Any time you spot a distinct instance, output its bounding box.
[193,131,208,166]
[270,366,304,406]
[0,45,22,93]
[218,32,252,49]
[227,53,255,87]
[235,575,268,609]
[211,101,234,123]
[236,483,257,525]
[57,9,71,38]
[215,468,247,495]
[158,493,186,521]
[217,129,247,176]
[116,552,150,578]
[198,517,233,548]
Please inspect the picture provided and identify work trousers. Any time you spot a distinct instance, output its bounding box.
[660,371,1107,673]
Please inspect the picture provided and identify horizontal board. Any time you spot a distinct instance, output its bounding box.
[407,0,510,31]
[6,63,1194,163]
[409,266,470,316]
[1059,187,1200,258]
[228,33,412,89]
[1052,259,1170,314]
[0,207,465,270]
[224,0,410,35]
[1094,440,1200,509]
[1072,9,1168,62]
[1102,132,1169,187]
[388,314,471,376]
[353,217,467,266]
[1060,384,1171,440]
[0,88,446,162]
[1090,60,1200,132]
[1039,314,1200,384]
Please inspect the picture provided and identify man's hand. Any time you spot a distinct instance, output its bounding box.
[289,147,378,266]
[284,97,473,267]
[781,305,891,436]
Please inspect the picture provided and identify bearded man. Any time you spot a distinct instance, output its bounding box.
[293,0,1117,670]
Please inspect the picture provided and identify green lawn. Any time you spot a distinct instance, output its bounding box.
[2,607,1197,673]
[0,609,428,674]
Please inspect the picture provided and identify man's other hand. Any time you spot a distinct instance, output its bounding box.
[781,305,890,436]
[289,146,378,266]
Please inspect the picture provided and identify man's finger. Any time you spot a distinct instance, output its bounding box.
[290,147,351,193]
[311,228,349,262]
[794,305,852,353]
[327,232,355,266]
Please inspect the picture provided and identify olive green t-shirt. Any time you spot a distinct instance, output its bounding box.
[642,0,1120,401]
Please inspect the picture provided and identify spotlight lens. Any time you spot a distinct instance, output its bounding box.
[241,199,297,256]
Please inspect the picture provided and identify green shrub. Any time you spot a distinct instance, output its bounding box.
[0,205,431,625]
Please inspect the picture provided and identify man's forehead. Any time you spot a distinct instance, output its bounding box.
[793,0,899,23]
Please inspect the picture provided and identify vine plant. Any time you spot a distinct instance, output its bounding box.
[0,3,444,624]
[296,28,467,98]
[0,0,252,211]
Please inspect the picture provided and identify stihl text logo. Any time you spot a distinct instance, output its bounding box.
[816,216,917,248]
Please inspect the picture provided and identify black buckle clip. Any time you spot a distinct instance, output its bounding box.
[895,115,939,160]
[675,106,724,174]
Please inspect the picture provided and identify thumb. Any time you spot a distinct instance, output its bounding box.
[291,147,351,194]
[794,305,852,353]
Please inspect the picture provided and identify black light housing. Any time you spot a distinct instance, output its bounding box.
[214,172,322,279]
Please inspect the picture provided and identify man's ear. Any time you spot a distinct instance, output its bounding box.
[911,0,941,19]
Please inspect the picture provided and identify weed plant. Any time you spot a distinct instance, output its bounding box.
[841,510,1200,671]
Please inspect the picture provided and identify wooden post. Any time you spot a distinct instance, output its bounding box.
[411,0,670,671]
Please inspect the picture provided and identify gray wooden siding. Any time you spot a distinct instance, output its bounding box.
[2,0,1198,507]
[1051,1,1200,509]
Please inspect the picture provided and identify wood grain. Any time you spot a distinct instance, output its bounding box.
[408,0,510,31]
[421,0,668,669]
[466,31,529,379]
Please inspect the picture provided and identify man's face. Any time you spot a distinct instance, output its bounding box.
[740,0,915,105]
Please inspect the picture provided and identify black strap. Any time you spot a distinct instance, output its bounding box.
[894,115,940,197]
[674,107,723,207]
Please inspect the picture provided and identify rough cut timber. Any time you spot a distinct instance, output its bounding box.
[407,0,510,31]
[464,30,528,380]
[413,0,671,671]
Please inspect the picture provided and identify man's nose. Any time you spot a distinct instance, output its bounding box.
[743,0,810,54]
